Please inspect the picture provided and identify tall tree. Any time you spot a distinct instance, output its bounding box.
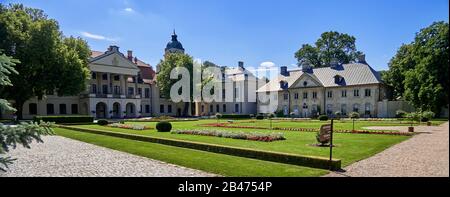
[0,4,90,119]
[0,51,53,171]
[295,31,362,67]
[156,53,194,116]
[384,21,449,114]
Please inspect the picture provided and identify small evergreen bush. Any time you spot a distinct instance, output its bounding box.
[156,121,172,132]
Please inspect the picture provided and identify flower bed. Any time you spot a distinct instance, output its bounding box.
[171,129,286,142]
[198,123,413,136]
[107,123,153,130]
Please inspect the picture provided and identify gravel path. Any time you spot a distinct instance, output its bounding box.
[0,136,216,177]
[325,122,449,177]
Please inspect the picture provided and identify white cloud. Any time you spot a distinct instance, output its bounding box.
[260,61,276,68]
[80,32,117,42]
[124,7,134,12]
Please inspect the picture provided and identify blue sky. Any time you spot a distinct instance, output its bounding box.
[4,0,449,71]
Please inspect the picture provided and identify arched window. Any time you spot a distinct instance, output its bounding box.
[29,103,37,115]
[365,103,372,115]
[353,104,360,113]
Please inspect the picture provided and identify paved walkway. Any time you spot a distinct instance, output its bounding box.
[325,122,449,177]
[0,136,216,177]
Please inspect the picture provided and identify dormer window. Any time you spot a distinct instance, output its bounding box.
[280,80,288,90]
[334,75,344,84]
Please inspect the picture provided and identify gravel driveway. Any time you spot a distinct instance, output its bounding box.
[0,136,216,177]
[325,122,449,177]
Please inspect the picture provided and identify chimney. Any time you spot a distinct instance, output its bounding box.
[238,61,244,70]
[301,61,312,73]
[357,54,367,64]
[127,50,133,61]
[280,66,289,76]
[109,45,119,52]
[330,58,339,69]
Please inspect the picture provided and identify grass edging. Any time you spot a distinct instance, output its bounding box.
[58,125,341,170]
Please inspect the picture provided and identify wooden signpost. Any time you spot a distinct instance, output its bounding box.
[319,119,334,170]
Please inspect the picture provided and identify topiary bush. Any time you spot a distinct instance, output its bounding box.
[395,110,407,118]
[156,121,172,132]
[97,119,109,126]
[318,115,328,121]
[256,115,264,120]
[421,111,435,122]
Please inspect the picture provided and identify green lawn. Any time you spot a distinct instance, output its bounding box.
[73,119,411,166]
[54,118,442,176]
[55,127,328,177]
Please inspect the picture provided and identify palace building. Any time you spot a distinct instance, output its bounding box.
[1,31,416,119]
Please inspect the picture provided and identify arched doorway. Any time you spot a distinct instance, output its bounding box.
[126,103,136,118]
[96,102,107,119]
[113,102,121,118]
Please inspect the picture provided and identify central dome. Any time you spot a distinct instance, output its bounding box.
[165,30,184,53]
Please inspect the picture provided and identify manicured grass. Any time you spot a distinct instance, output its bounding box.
[55,127,328,177]
[74,119,410,167]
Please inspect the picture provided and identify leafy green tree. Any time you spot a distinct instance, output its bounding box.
[156,53,194,116]
[0,51,53,171]
[0,4,90,119]
[383,21,449,114]
[295,31,362,67]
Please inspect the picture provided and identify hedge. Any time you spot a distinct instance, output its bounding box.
[220,114,251,119]
[58,125,341,170]
[34,116,94,124]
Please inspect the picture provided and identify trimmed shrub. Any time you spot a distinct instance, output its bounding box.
[318,115,328,121]
[421,111,435,122]
[349,112,360,119]
[395,110,407,118]
[220,114,250,119]
[156,121,172,132]
[33,115,94,124]
[97,119,109,126]
[256,115,264,120]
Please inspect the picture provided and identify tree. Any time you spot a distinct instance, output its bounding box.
[0,4,90,119]
[349,112,360,131]
[383,21,449,114]
[295,31,362,68]
[0,51,53,171]
[156,53,194,116]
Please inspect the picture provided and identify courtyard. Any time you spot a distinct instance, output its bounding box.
[2,118,446,177]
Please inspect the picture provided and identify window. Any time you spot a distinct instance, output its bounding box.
[145,88,150,98]
[341,104,347,115]
[91,84,97,94]
[222,89,226,100]
[294,93,299,100]
[114,75,120,81]
[29,103,37,115]
[92,72,96,79]
[210,105,213,113]
[342,90,347,97]
[201,105,204,113]
[365,103,371,115]
[138,88,142,96]
[160,105,164,113]
[102,85,108,94]
[128,87,134,96]
[168,105,172,113]
[47,104,54,115]
[235,104,239,113]
[303,92,308,99]
[312,92,317,99]
[327,91,333,98]
[326,104,333,115]
[353,104,360,113]
[234,87,239,99]
[216,104,220,112]
[46,89,54,95]
[283,93,289,100]
[354,89,360,97]
[102,73,108,80]
[114,86,120,95]
[71,104,78,114]
[59,104,67,114]
[223,104,226,112]
[365,89,371,97]
[145,105,150,113]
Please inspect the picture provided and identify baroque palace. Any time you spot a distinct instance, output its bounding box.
[1,32,406,119]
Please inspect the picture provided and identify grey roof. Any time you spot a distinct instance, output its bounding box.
[257,63,383,92]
